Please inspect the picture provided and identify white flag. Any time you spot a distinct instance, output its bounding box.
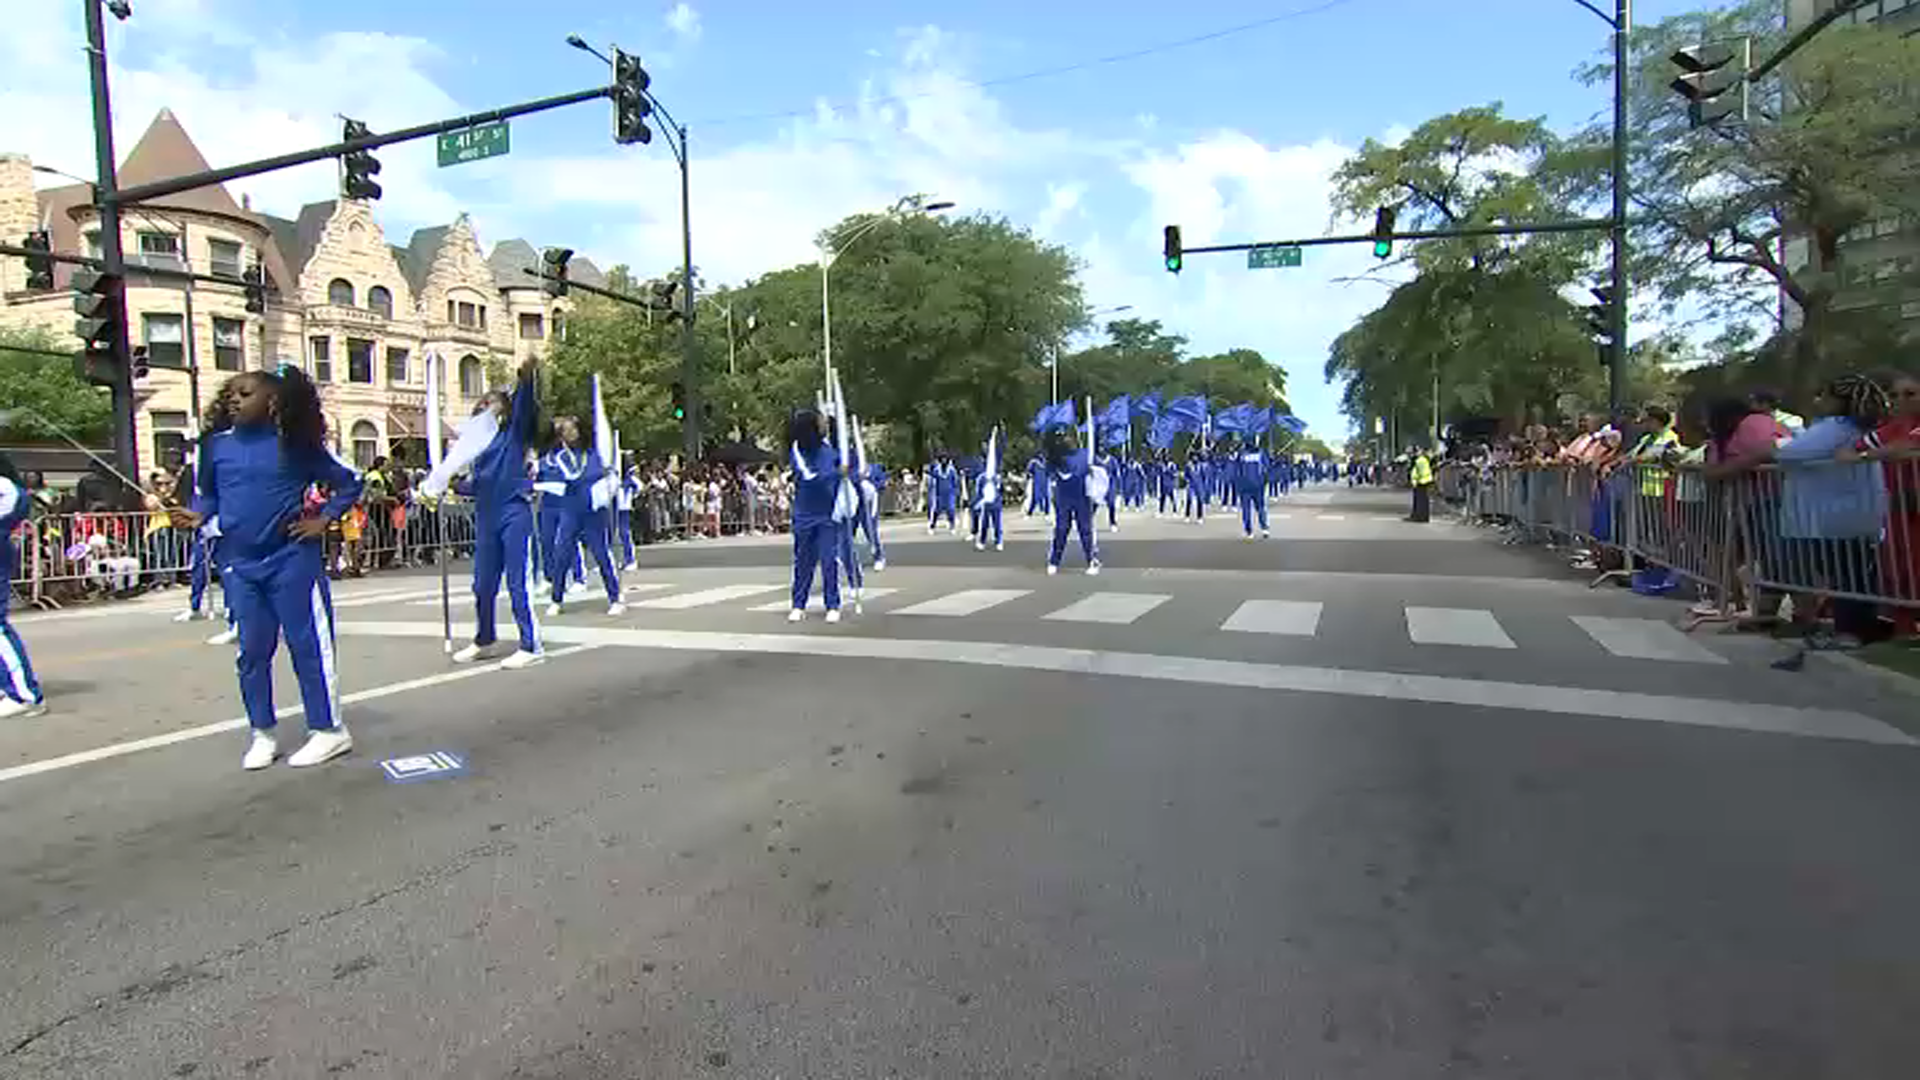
[591,373,616,511]
[425,351,443,471]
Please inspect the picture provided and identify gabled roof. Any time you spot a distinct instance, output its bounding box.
[402,225,450,296]
[571,256,608,290]
[117,108,248,220]
[488,240,609,293]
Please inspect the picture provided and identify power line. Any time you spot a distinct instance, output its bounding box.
[694,0,1366,128]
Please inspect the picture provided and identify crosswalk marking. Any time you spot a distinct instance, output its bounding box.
[1317,514,1347,521]
[407,582,674,607]
[893,589,1030,617]
[749,588,900,613]
[1221,599,1322,636]
[1570,616,1727,664]
[634,584,785,610]
[1405,606,1516,649]
[1043,592,1170,625]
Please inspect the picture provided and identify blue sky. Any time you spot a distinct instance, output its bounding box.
[7,0,1701,440]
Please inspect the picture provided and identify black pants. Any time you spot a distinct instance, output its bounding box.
[1409,483,1431,522]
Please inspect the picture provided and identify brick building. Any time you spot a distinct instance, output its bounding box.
[0,108,604,473]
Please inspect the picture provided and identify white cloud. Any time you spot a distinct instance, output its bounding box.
[664,2,701,43]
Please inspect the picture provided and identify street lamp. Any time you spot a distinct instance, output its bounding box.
[1048,304,1132,404]
[819,193,953,393]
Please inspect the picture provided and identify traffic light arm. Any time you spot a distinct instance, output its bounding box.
[519,266,658,308]
[107,84,614,207]
[0,241,268,290]
[1174,217,1614,258]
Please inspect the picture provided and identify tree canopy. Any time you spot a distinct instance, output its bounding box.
[0,326,111,445]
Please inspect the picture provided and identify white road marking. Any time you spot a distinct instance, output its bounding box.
[893,589,1030,617]
[336,620,1918,748]
[633,584,785,610]
[334,587,457,609]
[1221,599,1323,636]
[1570,616,1729,664]
[749,588,900,612]
[407,582,674,607]
[1316,514,1347,521]
[1405,606,1517,649]
[0,645,597,785]
[1043,592,1171,625]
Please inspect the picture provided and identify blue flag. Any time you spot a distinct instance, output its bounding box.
[1133,391,1162,420]
[1148,413,1181,450]
[1214,403,1255,435]
[1029,399,1076,433]
[1096,395,1131,433]
[1277,414,1308,435]
[1164,395,1208,433]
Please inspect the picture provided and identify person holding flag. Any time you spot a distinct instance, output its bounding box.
[973,428,1005,552]
[850,415,888,570]
[541,409,624,618]
[1045,427,1100,576]
[1025,452,1051,516]
[787,408,844,622]
[1235,436,1271,539]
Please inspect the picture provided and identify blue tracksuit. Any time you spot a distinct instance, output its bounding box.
[0,476,43,707]
[1097,454,1120,527]
[1236,449,1270,535]
[616,468,638,568]
[464,373,543,654]
[533,454,584,586]
[1184,462,1208,519]
[1156,461,1177,514]
[975,472,1003,546]
[199,424,362,734]
[858,464,887,562]
[544,447,621,607]
[1025,456,1051,514]
[790,442,841,611]
[1048,450,1098,568]
[929,461,959,529]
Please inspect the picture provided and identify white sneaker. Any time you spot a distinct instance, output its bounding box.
[500,649,545,670]
[242,731,278,770]
[607,601,628,617]
[546,603,563,617]
[287,727,352,768]
[974,540,985,551]
[1046,564,1059,577]
[874,558,887,571]
[824,609,842,624]
[1243,534,1255,542]
[995,541,1005,552]
[207,627,238,646]
[927,525,937,535]
[1261,528,1271,539]
[451,642,491,664]
[1087,560,1102,576]
[0,697,48,720]
[173,609,208,623]
[533,580,551,597]
[788,608,805,623]
[1112,524,1120,533]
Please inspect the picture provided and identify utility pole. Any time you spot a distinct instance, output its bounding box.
[85,0,137,483]
[677,122,698,462]
[1608,0,1632,414]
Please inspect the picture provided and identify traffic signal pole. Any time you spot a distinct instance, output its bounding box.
[1609,0,1631,415]
[85,0,138,483]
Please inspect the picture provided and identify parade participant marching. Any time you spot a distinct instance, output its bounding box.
[1096,447,1121,532]
[928,451,959,533]
[1183,451,1208,522]
[850,415,888,571]
[1046,430,1100,576]
[541,416,624,617]
[1156,452,1177,517]
[168,366,362,769]
[788,409,844,622]
[0,449,46,719]
[974,428,1005,552]
[422,358,546,670]
[615,451,639,570]
[1025,452,1051,516]
[1236,438,1271,539]
[172,412,241,645]
[533,434,586,595]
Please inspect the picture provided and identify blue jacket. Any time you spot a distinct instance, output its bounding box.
[470,371,539,514]
[1236,449,1267,489]
[1051,449,1092,504]
[791,443,841,525]
[536,447,605,515]
[0,477,28,572]
[198,423,362,564]
[933,461,959,503]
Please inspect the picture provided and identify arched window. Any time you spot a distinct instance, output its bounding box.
[459,355,485,398]
[328,278,355,307]
[350,419,381,469]
[367,285,393,319]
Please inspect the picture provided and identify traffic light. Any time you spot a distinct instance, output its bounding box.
[611,47,654,146]
[70,266,125,388]
[341,118,383,200]
[1585,286,1616,359]
[1371,206,1397,259]
[542,247,573,298]
[1670,43,1748,128]
[243,262,267,313]
[653,278,682,322]
[670,381,687,421]
[21,230,54,290]
[131,345,150,381]
[1163,225,1182,274]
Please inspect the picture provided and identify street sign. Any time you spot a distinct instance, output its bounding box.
[1247,245,1303,269]
[436,122,510,168]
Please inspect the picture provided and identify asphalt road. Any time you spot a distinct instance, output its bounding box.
[5,485,1920,1078]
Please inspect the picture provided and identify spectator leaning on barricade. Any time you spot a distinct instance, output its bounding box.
[1868,372,1920,636]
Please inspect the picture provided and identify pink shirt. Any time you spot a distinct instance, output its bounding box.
[1726,412,1780,460]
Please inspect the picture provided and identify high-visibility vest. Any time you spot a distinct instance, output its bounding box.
[1411,453,1433,486]
[1634,428,1679,495]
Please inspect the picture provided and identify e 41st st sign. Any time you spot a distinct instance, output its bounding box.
[437,121,510,168]
[1247,245,1303,269]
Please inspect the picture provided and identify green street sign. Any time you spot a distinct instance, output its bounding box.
[1247,245,1303,269]
[437,121,510,168]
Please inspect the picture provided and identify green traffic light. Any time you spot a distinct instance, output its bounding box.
[1372,240,1392,258]
[673,407,685,420]
[1165,254,1182,273]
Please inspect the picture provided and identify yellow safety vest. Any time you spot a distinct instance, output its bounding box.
[1411,453,1433,486]
[1635,428,1679,495]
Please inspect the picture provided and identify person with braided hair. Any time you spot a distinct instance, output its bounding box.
[1771,374,1893,645]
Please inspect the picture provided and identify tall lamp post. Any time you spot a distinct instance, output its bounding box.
[567,34,699,459]
[1049,304,1132,404]
[819,193,953,393]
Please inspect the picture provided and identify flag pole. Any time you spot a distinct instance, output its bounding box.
[426,351,452,655]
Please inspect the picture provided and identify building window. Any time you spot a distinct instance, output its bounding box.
[456,301,478,328]
[553,314,567,342]
[208,239,243,279]
[142,313,185,368]
[478,305,488,330]
[518,312,545,340]
[350,420,381,469]
[347,338,375,384]
[328,278,355,307]
[83,231,101,259]
[368,285,393,319]
[309,336,332,382]
[446,299,455,323]
[137,231,180,262]
[459,354,484,398]
[385,346,409,385]
[212,317,245,371]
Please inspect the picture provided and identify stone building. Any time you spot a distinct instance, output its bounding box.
[0,109,604,473]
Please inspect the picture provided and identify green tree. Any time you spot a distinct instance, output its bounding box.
[0,325,111,445]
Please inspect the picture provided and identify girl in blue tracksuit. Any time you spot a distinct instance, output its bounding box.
[0,450,46,719]
[1156,454,1177,517]
[180,366,362,769]
[1046,432,1100,575]
[974,439,1004,552]
[533,442,583,594]
[447,361,544,668]
[172,446,239,643]
[1097,450,1121,531]
[1236,444,1271,538]
[1025,454,1051,515]
[788,409,843,622]
[541,418,623,616]
[860,461,888,570]
[1183,454,1207,521]
[615,454,638,569]
[928,453,959,532]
